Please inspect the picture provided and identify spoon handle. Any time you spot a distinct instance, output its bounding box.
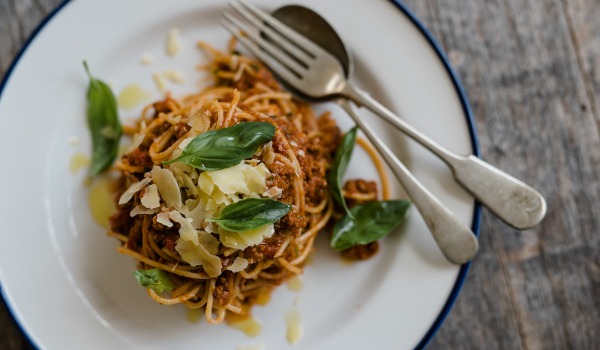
[342,84,547,230]
[338,99,478,265]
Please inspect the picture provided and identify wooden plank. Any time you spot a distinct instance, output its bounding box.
[562,0,600,123]
[0,295,34,350]
[0,0,54,73]
[401,0,600,349]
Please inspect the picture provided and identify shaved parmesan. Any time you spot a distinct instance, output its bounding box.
[166,28,182,57]
[171,210,221,276]
[207,163,250,195]
[197,172,215,196]
[156,211,173,227]
[204,222,216,234]
[178,136,194,150]
[175,238,221,277]
[141,184,160,209]
[140,53,155,65]
[188,110,210,133]
[186,199,209,229]
[152,72,167,92]
[219,224,275,250]
[199,231,220,255]
[262,141,275,165]
[169,210,197,244]
[130,205,158,217]
[212,189,231,206]
[152,166,182,208]
[228,257,249,272]
[163,69,185,83]
[118,177,152,205]
[170,209,219,269]
[205,198,219,211]
[243,163,269,194]
[263,187,282,198]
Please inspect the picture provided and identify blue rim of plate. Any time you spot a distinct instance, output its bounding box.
[0,1,482,349]
[387,1,482,349]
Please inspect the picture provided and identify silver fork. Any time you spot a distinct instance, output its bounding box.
[222,0,480,264]
[223,0,546,233]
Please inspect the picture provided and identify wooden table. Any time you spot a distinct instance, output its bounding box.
[1,0,598,349]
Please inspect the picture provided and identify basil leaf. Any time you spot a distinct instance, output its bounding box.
[164,122,275,171]
[331,200,411,251]
[208,198,291,232]
[133,268,174,293]
[327,126,357,217]
[83,61,122,177]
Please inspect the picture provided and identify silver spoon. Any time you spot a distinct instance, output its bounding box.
[271,5,479,264]
[271,4,546,231]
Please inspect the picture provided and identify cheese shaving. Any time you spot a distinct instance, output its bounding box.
[178,136,194,150]
[118,177,152,205]
[140,53,155,66]
[219,224,275,250]
[130,205,158,217]
[262,187,282,198]
[228,257,249,272]
[166,28,182,56]
[175,238,221,277]
[152,166,182,208]
[262,141,275,165]
[156,211,173,227]
[243,163,269,194]
[206,163,251,195]
[152,72,167,92]
[140,184,160,209]
[169,211,197,244]
[163,69,185,83]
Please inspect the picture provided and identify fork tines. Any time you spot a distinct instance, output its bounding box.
[222,0,321,82]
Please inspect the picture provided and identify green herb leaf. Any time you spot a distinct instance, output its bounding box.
[327,126,358,217]
[331,200,411,251]
[164,122,275,171]
[133,268,174,293]
[83,61,122,177]
[208,198,291,232]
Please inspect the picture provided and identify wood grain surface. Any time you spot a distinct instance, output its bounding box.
[1,0,598,349]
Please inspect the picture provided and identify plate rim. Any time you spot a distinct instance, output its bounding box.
[0,0,482,349]
[387,1,483,348]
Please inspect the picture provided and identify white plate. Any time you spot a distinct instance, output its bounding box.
[0,0,480,349]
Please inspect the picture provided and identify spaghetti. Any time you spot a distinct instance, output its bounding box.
[108,40,342,323]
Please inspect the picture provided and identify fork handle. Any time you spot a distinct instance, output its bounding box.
[342,84,547,230]
[338,100,478,265]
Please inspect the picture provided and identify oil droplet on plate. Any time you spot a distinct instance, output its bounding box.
[285,307,303,345]
[88,176,117,229]
[229,316,263,338]
[304,253,314,266]
[69,153,90,174]
[186,309,202,323]
[255,290,272,306]
[117,83,153,110]
[287,275,303,292]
